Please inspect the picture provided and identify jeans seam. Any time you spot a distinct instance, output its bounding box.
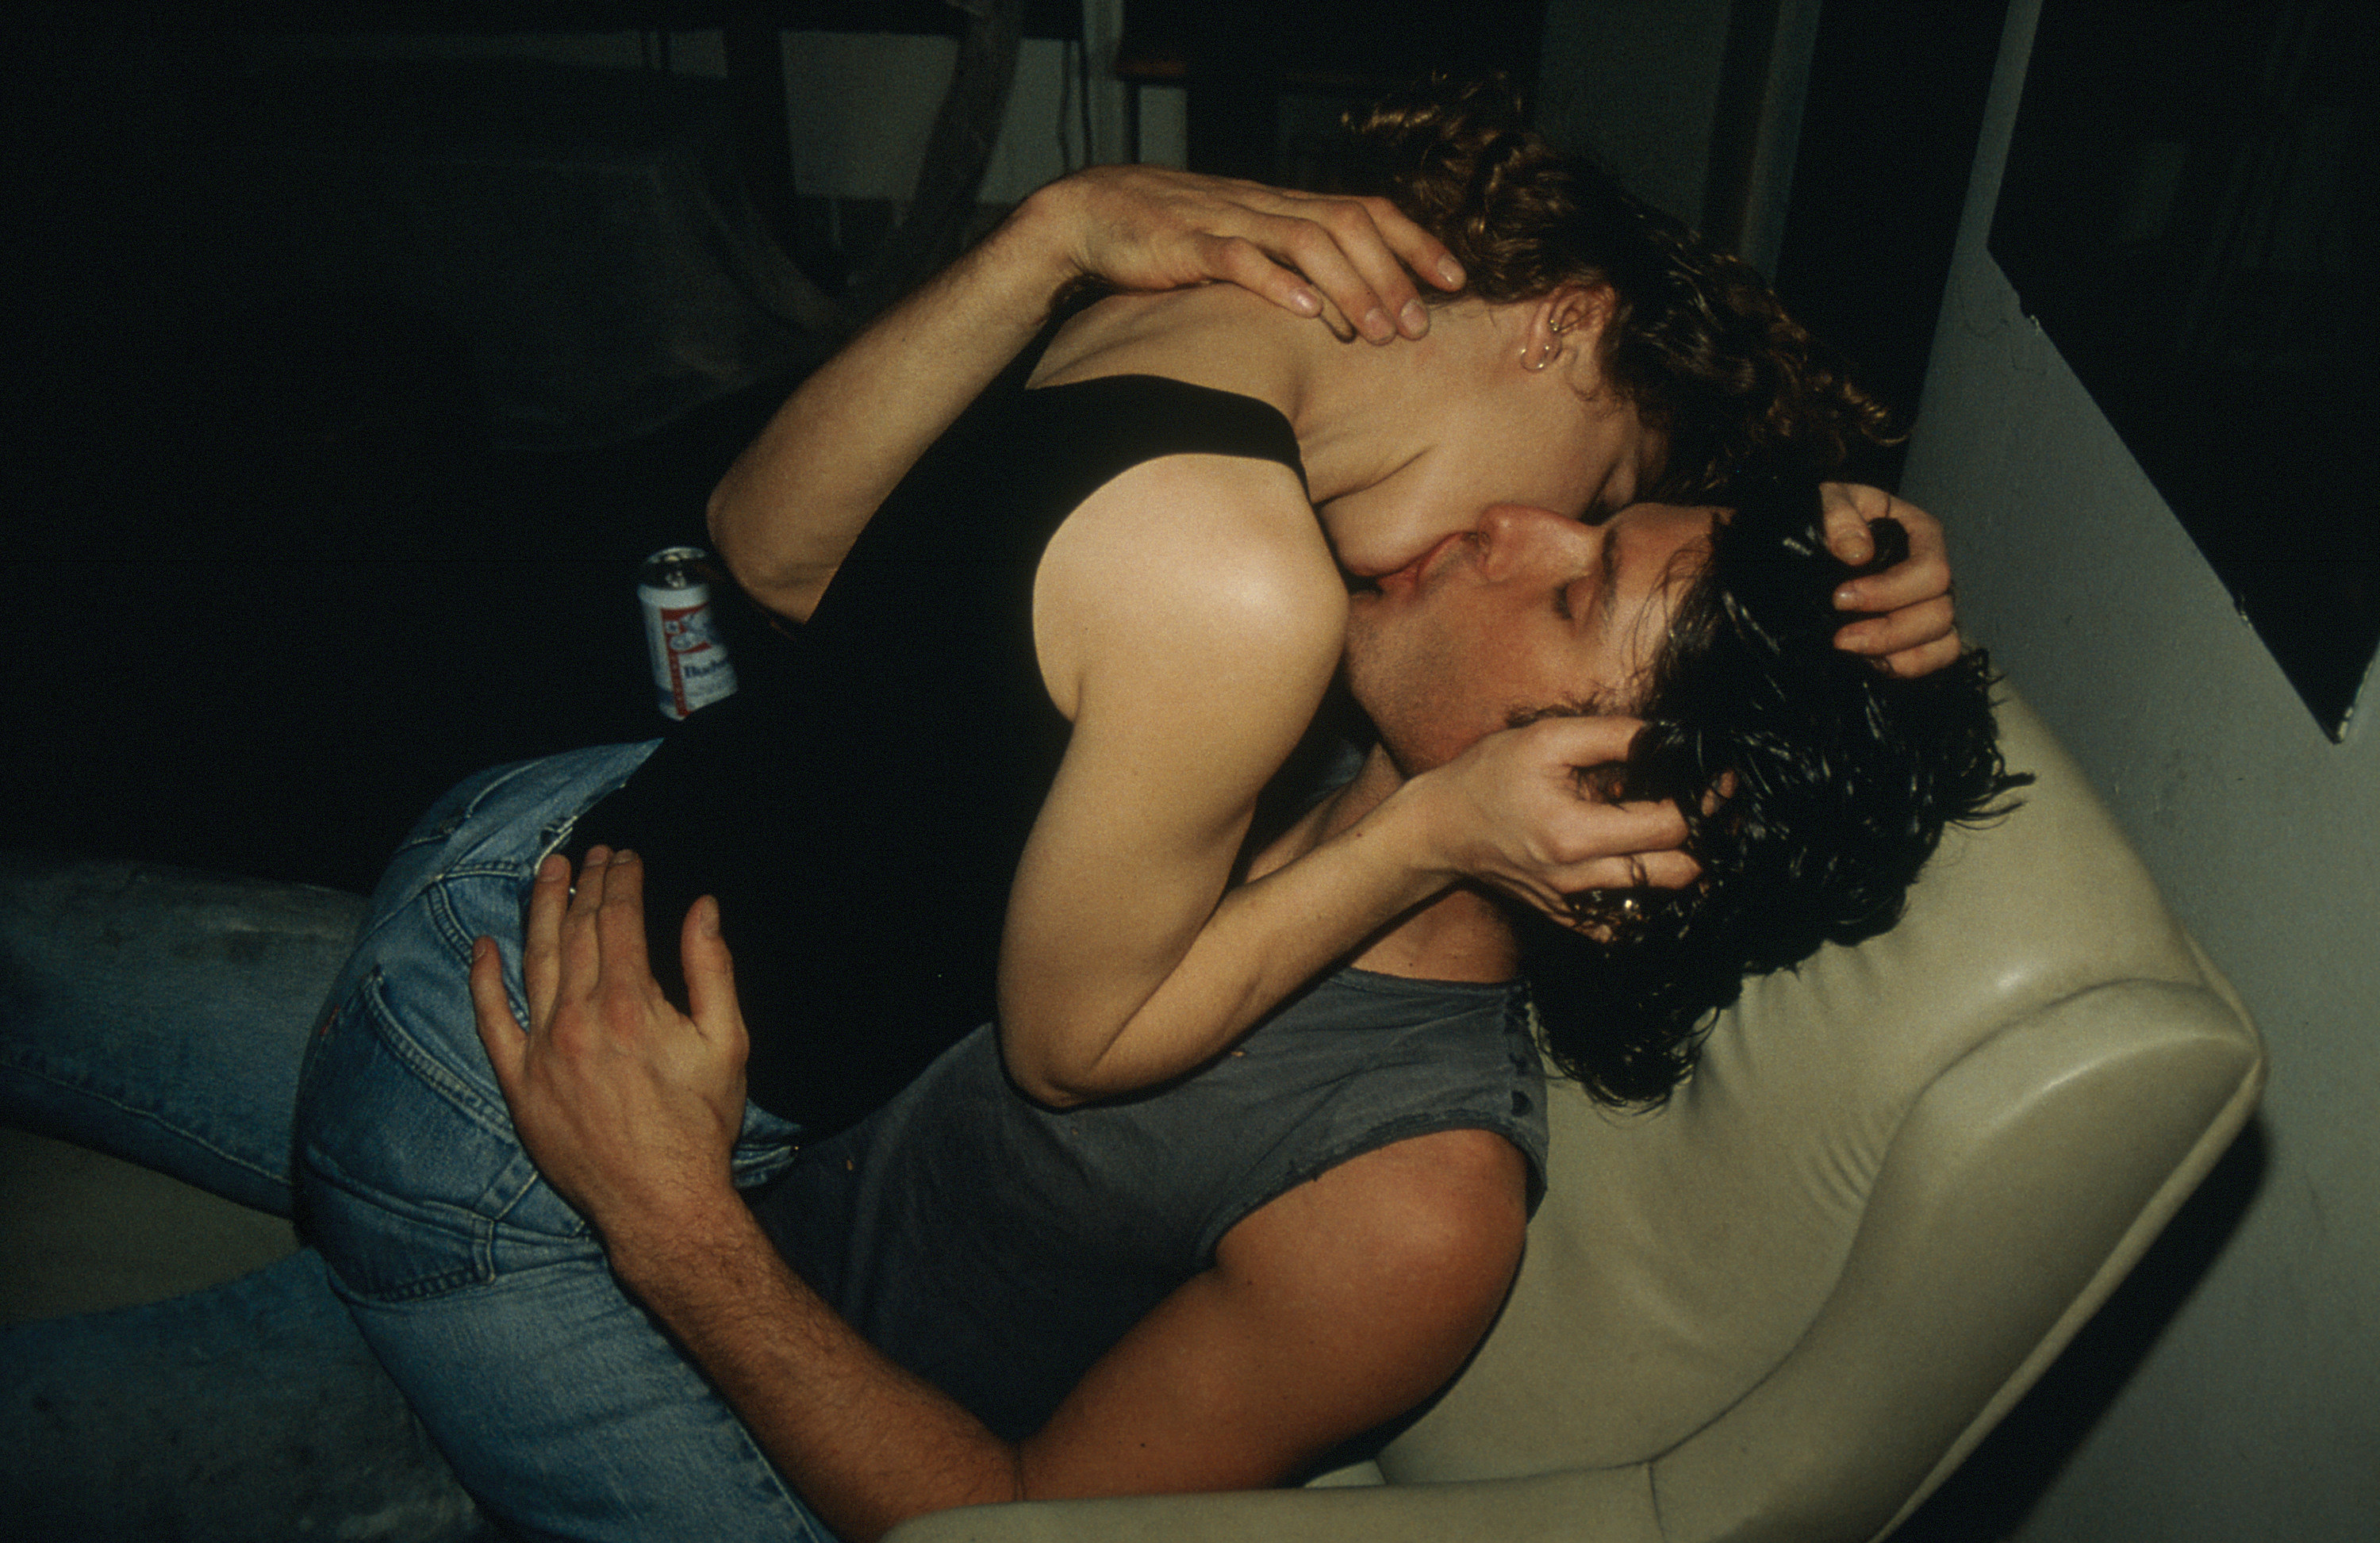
[0,1046,294,1196]
[342,969,592,1240]
[351,967,514,1138]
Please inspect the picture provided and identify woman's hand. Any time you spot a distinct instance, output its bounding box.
[470,848,749,1246]
[1818,483,1961,677]
[1403,715,1698,929]
[1023,164,1468,344]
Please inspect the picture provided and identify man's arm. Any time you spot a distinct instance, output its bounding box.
[471,849,1526,1543]
[601,1126,1522,1543]
[708,167,1468,624]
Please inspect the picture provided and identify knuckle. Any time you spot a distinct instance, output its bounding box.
[1319,201,1371,236]
[1281,223,1337,262]
[1214,234,1268,272]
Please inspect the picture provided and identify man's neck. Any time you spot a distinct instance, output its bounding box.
[1255,747,1522,985]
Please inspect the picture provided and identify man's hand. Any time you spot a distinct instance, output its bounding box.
[1023,164,1468,344]
[1818,482,1961,677]
[1411,715,1698,929]
[469,848,749,1247]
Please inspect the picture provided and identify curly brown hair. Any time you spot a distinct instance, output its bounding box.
[1520,485,2025,1104]
[1331,77,1897,501]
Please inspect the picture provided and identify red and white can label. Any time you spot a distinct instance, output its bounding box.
[638,555,738,724]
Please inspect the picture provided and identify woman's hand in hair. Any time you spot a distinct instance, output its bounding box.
[1403,715,1699,929]
[1820,483,1963,677]
[1026,164,1467,344]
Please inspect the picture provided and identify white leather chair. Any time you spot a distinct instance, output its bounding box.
[886,692,2265,1542]
[2,693,2261,1541]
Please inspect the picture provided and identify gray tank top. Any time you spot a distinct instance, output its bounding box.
[751,967,1547,1443]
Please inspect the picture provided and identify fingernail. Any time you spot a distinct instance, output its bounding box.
[1400,298,1429,336]
[610,848,635,865]
[1437,256,1464,287]
[1361,306,1392,343]
[1288,286,1321,317]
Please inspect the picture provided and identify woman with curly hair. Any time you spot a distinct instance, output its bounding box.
[589,75,1937,1136]
[435,76,1955,1534]
[5,81,1965,1542]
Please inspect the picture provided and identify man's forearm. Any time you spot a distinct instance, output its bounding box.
[605,1190,1024,1543]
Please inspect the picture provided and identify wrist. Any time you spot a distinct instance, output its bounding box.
[1343,774,1468,899]
[597,1183,758,1295]
[990,180,1096,309]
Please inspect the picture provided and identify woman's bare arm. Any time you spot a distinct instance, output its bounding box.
[998,459,1695,1105]
[708,168,1465,624]
[474,857,1526,1543]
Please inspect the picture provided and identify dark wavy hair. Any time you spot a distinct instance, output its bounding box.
[1518,482,2029,1105]
[1328,76,1895,500]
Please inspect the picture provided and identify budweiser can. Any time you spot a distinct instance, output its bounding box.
[638,546,739,720]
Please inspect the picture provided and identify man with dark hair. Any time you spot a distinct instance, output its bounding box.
[3,166,1987,1541]
[1518,481,2024,1103]
[478,481,2017,1541]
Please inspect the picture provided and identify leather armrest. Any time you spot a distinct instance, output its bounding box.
[885,980,2261,1543]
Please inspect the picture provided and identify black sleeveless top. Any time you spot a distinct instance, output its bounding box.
[754,966,1547,1444]
[571,355,1307,1136]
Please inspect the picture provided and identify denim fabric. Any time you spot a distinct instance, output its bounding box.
[0,852,367,1215]
[1,746,839,1542]
[1,1253,497,1542]
[292,743,836,1542]
[1,854,486,1537]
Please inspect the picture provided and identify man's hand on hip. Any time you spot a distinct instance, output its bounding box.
[470,848,750,1251]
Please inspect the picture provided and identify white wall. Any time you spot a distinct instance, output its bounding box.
[1901,3,2380,1537]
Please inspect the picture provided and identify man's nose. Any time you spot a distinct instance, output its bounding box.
[1476,504,1594,577]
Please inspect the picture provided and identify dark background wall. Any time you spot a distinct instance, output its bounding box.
[4,5,2365,1538]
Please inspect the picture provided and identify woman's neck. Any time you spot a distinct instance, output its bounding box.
[1031,286,1510,507]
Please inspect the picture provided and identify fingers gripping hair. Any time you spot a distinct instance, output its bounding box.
[1522,481,2029,1105]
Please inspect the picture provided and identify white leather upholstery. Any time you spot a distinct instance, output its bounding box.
[887,693,2264,1542]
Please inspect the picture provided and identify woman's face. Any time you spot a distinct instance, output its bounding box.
[1322,322,1664,582]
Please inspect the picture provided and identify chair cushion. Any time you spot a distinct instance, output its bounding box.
[1379,693,2260,1506]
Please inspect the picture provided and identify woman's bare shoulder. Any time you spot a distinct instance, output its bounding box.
[1034,452,1343,723]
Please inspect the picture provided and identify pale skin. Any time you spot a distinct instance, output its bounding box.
[469,495,1727,1541]
[470,169,1961,1537]
[708,167,1954,1107]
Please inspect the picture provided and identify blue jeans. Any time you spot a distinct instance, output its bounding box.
[1,852,489,1540]
[3,747,839,1542]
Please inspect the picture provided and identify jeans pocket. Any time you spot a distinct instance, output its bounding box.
[298,973,587,1303]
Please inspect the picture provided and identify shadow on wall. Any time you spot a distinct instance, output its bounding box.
[1896,1119,2270,1541]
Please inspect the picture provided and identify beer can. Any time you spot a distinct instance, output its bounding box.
[638,546,739,720]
